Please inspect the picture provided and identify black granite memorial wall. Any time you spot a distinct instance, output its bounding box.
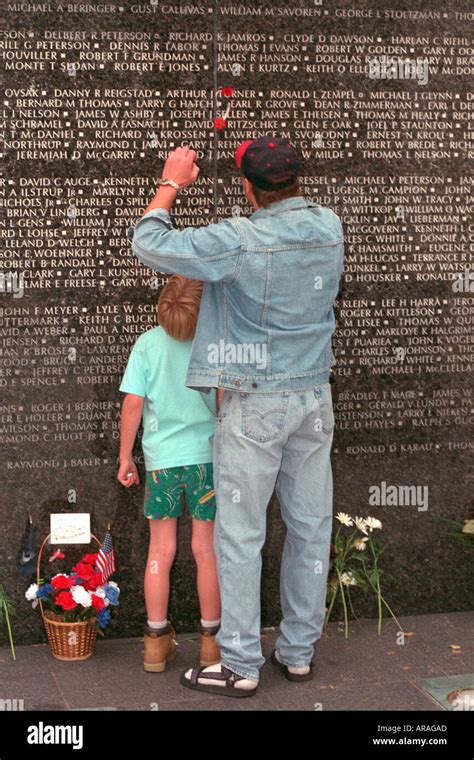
[1,0,473,644]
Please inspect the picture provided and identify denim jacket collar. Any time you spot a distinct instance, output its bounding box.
[249,195,319,221]
[249,195,317,222]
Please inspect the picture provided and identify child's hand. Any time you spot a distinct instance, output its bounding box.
[117,459,140,487]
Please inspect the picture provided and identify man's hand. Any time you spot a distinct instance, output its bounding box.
[162,145,200,188]
[140,145,200,216]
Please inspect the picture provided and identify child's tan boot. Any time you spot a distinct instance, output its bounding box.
[143,622,178,673]
[199,621,221,666]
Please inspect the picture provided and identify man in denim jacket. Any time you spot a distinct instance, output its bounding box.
[129,135,344,697]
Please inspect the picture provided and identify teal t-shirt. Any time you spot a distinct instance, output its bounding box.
[119,326,216,470]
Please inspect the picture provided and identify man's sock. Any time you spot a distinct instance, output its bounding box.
[147,618,168,630]
[275,649,310,675]
[184,662,258,690]
[200,617,221,629]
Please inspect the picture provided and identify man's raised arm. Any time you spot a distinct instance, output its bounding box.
[129,146,241,283]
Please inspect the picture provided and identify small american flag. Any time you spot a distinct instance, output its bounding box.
[96,529,116,583]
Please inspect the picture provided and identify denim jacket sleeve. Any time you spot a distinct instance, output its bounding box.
[128,208,242,283]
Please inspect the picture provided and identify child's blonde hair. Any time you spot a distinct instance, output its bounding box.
[157,274,203,341]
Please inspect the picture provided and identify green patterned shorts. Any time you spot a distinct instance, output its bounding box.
[144,462,216,521]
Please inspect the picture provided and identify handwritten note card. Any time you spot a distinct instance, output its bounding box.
[50,514,91,544]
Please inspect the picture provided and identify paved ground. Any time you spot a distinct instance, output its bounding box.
[1,611,472,711]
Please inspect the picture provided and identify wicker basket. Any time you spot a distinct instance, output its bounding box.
[37,533,100,661]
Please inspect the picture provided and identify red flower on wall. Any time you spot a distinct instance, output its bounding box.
[214,117,227,130]
[221,86,233,97]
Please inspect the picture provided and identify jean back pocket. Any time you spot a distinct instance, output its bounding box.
[240,392,290,442]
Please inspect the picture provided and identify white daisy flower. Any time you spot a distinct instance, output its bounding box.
[354,538,369,551]
[365,517,382,531]
[354,516,368,534]
[335,512,353,526]
[340,572,358,586]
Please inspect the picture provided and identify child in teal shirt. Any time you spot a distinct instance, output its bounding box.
[118,275,221,673]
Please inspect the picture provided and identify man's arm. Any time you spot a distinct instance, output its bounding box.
[129,145,242,283]
[142,183,179,215]
[130,211,242,283]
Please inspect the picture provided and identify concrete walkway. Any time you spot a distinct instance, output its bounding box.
[1,611,472,711]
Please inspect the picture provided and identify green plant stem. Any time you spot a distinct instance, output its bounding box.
[325,586,338,627]
[379,588,401,628]
[362,547,404,633]
[374,591,404,633]
[3,601,16,661]
[346,587,358,622]
[375,569,383,634]
[343,529,358,560]
[326,523,363,634]
[336,569,349,638]
[367,537,382,634]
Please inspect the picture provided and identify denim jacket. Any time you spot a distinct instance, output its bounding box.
[128,195,344,394]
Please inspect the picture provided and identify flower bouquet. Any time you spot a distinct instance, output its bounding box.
[325,513,402,638]
[26,552,120,661]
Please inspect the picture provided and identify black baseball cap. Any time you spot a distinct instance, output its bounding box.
[234,134,301,190]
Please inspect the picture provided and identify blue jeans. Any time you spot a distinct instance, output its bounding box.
[212,384,335,682]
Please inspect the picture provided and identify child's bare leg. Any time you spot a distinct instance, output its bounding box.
[144,517,178,621]
[191,519,221,620]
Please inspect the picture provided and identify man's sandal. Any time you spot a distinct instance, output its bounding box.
[270,649,314,682]
[180,664,258,698]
